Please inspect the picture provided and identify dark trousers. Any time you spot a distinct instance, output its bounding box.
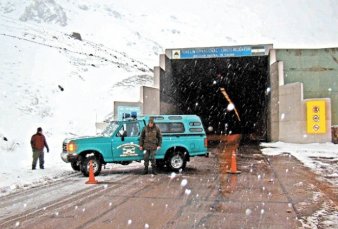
[32,149,44,169]
[144,149,156,167]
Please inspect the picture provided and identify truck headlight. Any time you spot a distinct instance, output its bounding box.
[67,141,77,153]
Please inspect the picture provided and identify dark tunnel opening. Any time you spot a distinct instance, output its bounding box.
[161,56,269,141]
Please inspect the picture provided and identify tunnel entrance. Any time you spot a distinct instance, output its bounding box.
[160,47,270,141]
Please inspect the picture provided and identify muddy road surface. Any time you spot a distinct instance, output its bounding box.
[0,144,337,228]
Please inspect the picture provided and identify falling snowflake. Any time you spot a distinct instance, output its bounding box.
[169,172,176,179]
[185,189,191,195]
[227,103,235,111]
[128,219,132,225]
[181,179,188,187]
[245,209,252,216]
[281,113,285,120]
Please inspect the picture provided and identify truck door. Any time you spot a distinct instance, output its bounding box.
[112,121,144,161]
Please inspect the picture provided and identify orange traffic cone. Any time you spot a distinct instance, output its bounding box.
[86,160,98,184]
[227,150,241,174]
[229,174,238,192]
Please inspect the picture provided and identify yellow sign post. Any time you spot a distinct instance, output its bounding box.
[306,100,326,134]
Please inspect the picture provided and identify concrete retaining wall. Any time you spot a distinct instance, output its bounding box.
[276,48,338,125]
[278,82,331,143]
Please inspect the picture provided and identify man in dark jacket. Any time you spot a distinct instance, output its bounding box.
[139,117,162,175]
[31,127,49,170]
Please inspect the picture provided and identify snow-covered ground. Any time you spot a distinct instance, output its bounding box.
[0,0,337,204]
[261,142,338,187]
[261,142,338,228]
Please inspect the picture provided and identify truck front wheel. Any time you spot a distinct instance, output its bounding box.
[71,161,80,171]
[81,156,102,177]
[167,152,186,171]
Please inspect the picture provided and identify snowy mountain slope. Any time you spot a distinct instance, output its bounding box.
[0,0,165,67]
[0,12,153,190]
[0,0,337,196]
[19,0,68,26]
[2,0,338,63]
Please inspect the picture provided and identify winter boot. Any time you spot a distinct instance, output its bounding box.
[143,166,148,175]
[151,167,157,175]
[32,166,36,170]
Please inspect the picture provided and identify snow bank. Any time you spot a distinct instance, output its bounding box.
[261,142,338,186]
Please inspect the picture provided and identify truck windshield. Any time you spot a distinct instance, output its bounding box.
[101,122,119,136]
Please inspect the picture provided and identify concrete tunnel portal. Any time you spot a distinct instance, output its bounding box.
[160,45,271,141]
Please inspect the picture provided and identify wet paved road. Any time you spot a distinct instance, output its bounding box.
[0,143,337,228]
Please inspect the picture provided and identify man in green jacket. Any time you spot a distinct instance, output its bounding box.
[139,117,162,175]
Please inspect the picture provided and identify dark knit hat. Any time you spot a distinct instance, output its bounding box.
[37,127,42,132]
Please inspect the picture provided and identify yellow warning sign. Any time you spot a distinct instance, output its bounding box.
[306,100,326,134]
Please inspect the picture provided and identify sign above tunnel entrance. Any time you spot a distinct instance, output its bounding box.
[167,44,272,59]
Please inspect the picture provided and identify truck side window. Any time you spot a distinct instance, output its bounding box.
[116,122,140,137]
[170,123,184,132]
[157,123,169,132]
[126,122,140,137]
[157,122,184,133]
[117,126,125,137]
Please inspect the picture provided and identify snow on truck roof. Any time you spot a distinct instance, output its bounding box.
[118,115,205,134]
[140,115,202,123]
[120,114,201,122]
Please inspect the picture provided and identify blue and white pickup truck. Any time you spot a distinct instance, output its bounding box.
[61,115,208,176]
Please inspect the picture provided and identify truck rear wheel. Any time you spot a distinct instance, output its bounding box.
[167,152,186,171]
[81,156,102,177]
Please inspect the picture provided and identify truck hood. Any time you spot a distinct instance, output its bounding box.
[64,136,109,144]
